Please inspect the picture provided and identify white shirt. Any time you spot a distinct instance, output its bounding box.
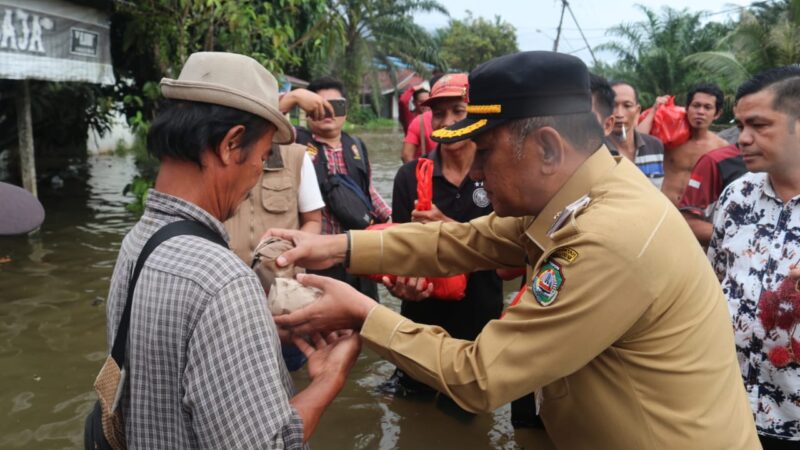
[297,153,324,213]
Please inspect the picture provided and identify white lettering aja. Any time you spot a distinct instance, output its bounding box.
[1,9,51,54]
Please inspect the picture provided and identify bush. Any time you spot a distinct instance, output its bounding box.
[347,106,377,125]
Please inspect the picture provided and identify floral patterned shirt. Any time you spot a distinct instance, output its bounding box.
[708,172,800,440]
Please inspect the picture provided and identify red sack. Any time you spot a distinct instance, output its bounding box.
[363,158,468,301]
[639,96,690,150]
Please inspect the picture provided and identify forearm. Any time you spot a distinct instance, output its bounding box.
[683,214,713,247]
[348,216,527,276]
[299,210,322,234]
[637,108,655,134]
[401,143,418,163]
[290,374,346,442]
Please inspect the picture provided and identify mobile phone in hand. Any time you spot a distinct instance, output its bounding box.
[327,98,347,117]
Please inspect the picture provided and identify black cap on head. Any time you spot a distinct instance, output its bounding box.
[431,51,592,143]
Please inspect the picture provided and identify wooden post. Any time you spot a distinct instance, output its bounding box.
[15,79,37,197]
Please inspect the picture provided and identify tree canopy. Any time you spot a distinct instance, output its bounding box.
[436,11,519,72]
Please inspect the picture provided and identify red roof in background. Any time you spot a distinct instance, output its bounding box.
[362,68,425,95]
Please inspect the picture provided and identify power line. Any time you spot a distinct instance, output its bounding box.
[563,0,598,65]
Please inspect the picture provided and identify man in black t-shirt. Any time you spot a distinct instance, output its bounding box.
[380,74,503,400]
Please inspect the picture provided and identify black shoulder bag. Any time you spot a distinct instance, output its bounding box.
[84,220,227,450]
[312,137,376,230]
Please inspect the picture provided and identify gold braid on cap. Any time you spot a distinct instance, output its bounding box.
[431,119,488,139]
[466,104,502,114]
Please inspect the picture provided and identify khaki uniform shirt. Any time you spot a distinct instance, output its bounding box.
[350,149,759,449]
[226,143,305,263]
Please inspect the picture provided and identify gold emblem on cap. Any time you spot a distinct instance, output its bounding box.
[466,104,502,114]
[431,119,488,139]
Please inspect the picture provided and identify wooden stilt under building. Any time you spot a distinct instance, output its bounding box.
[15,79,37,197]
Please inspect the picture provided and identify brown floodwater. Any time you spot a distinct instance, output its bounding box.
[0,128,538,449]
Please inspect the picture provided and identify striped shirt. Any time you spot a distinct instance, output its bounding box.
[607,131,665,188]
[105,190,305,449]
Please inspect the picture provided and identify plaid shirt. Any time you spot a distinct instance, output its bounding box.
[105,190,305,449]
[313,138,391,235]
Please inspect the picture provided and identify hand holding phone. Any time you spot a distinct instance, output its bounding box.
[327,98,347,117]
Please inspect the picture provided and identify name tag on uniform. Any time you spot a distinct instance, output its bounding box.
[546,195,590,237]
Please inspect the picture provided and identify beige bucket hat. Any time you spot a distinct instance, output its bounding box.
[160,52,294,144]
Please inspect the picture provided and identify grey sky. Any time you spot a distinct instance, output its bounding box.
[415,0,752,65]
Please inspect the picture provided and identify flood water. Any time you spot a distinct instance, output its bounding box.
[0,128,541,449]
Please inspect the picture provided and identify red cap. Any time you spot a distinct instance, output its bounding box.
[421,73,468,107]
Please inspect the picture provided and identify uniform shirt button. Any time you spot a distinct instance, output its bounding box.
[456,193,461,199]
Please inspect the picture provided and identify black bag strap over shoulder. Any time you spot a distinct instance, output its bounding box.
[110,220,227,368]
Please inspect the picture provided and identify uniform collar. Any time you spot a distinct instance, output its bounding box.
[525,147,616,250]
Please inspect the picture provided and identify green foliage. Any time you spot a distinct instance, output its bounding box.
[313,0,448,113]
[350,117,396,130]
[122,175,154,214]
[436,11,519,72]
[596,5,733,108]
[685,0,800,92]
[347,106,377,125]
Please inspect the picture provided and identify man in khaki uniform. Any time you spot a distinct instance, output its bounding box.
[269,51,760,449]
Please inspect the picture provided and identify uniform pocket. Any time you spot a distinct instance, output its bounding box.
[261,176,294,214]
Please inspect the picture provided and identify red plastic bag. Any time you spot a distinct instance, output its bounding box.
[363,159,468,301]
[639,96,690,150]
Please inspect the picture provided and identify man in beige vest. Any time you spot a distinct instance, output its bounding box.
[267,51,760,449]
[225,89,328,264]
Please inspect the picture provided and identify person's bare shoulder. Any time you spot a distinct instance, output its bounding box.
[709,132,728,149]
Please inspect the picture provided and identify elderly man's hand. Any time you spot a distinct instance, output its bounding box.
[274,274,377,335]
[262,229,348,270]
[293,330,361,383]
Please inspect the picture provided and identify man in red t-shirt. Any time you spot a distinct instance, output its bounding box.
[678,144,747,246]
[401,110,436,163]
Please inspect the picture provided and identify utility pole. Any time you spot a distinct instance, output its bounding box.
[565,0,598,65]
[553,0,566,52]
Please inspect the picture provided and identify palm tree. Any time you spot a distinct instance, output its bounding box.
[313,0,448,113]
[685,0,800,92]
[597,5,730,106]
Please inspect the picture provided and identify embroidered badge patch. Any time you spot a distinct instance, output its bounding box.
[552,247,579,263]
[306,144,318,157]
[351,144,361,160]
[531,261,564,306]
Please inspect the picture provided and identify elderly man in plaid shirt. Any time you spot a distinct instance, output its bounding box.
[103,52,361,449]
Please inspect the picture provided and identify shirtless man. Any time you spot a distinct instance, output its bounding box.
[660,84,728,205]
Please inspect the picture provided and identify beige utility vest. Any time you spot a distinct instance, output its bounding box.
[225,143,305,264]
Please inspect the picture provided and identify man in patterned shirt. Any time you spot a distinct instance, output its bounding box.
[295,76,391,301]
[708,66,800,449]
[105,52,361,448]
